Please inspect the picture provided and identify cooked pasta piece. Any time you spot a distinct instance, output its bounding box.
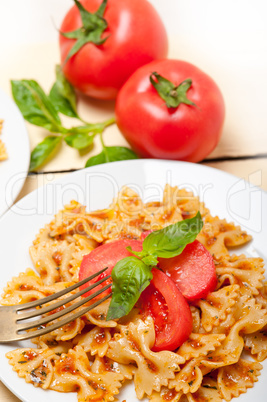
[177,333,226,361]
[244,329,267,362]
[149,387,184,402]
[187,377,222,402]
[1,268,72,305]
[107,317,184,399]
[195,285,240,332]
[76,327,112,357]
[0,119,7,161]
[0,139,7,161]
[217,359,262,401]
[197,214,252,259]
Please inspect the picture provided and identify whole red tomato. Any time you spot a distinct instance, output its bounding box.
[59,0,168,100]
[115,59,225,162]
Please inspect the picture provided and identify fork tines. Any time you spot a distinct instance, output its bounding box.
[8,267,112,342]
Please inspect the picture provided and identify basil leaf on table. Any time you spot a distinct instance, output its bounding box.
[11,75,116,170]
[85,146,138,167]
[30,136,62,171]
[106,257,153,321]
[11,79,62,132]
[142,211,203,258]
[49,65,79,118]
[64,133,95,150]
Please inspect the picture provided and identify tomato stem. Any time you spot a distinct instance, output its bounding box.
[150,72,196,109]
[61,0,109,64]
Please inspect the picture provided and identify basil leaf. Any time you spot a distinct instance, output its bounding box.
[85,151,106,167]
[30,136,62,171]
[106,257,153,320]
[142,212,203,258]
[49,66,78,118]
[64,133,95,150]
[85,146,138,167]
[11,80,62,132]
[141,254,158,267]
[67,124,104,135]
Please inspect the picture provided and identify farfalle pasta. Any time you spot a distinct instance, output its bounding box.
[1,185,267,401]
[0,119,8,161]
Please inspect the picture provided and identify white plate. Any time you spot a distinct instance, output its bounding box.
[0,160,266,402]
[0,88,30,216]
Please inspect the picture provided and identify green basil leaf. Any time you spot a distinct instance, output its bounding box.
[142,212,203,258]
[64,133,95,150]
[67,124,104,135]
[106,256,153,320]
[49,66,78,118]
[126,246,158,266]
[30,136,62,171]
[49,84,78,119]
[85,151,106,167]
[85,146,138,167]
[141,254,158,267]
[11,79,62,132]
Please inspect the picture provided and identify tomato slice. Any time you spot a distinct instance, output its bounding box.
[140,230,153,241]
[140,268,192,352]
[159,240,217,302]
[79,239,143,298]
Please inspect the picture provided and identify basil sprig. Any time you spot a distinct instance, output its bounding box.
[11,65,137,171]
[85,133,138,167]
[106,212,203,321]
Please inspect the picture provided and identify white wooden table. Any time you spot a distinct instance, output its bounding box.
[0,0,267,400]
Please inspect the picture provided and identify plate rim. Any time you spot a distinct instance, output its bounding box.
[1,159,266,224]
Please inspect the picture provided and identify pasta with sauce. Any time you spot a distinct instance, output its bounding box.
[1,184,267,402]
[0,119,8,161]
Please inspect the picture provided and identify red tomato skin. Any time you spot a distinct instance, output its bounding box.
[115,59,225,162]
[79,239,143,297]
[59,0,168,99]
[140,268,192,352]
[159,240,217,302]
[140,230,153,241]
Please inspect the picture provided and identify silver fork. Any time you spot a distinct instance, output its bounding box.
[0,267,112,343]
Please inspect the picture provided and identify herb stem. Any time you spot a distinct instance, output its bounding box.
[103,116,116,128]
[99,131,110,162]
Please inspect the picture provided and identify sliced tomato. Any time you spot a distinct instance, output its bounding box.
[159,240,217,302]
[79,239,143,298]
[140,230,153,241]
[140,268,192,352]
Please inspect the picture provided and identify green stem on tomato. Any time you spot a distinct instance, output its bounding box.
[150,72,196,109]
[61,0,109,64]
